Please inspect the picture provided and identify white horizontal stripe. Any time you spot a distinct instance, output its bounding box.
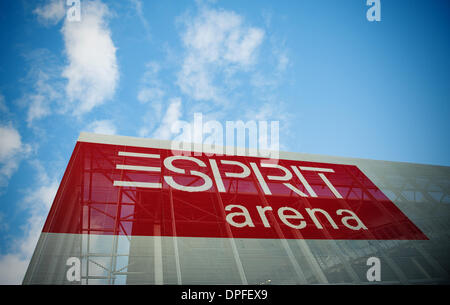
[116,164,161,172]
[118,151,160,159]
[299,166,334,173]
[113,181,162,188]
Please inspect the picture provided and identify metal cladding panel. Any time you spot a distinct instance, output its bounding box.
[23,133,450,284]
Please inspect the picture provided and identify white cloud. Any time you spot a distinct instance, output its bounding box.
[26,69,63,125]
[30,1,118,118]
[17,49,64,126]
[1,206,55,285]
[250,72,279,89]
[177,7,264,103]
[0,254,30,285]
[62,0,119,115]
[19,168,59,258]
[270,36,290,73]
[0,161,58,284]
[137,62,165,104]
[141,98,183,140]
[137,101,163,138]
[23,160,59,213]
[277,52,289,72]
[33,0,65,25]
[182,8,263,65]
[86,119,117,135]
[129,0,151,39]
[0,126,22,162]
[138,87,165,104]
[0,124,31,188]
[244,101,291,153]
[27,95,50,124]
[244,100,291,124]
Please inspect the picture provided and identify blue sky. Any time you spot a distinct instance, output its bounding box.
[0,0,449,283]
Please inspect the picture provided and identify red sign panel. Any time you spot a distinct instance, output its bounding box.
[43,141,427,240]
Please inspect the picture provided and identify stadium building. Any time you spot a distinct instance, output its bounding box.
[23,133,450,284]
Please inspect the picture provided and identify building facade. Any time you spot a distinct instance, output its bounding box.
[23,133,450,284]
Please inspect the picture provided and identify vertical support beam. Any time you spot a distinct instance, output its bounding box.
[213,184,248,284]
[249,160,307,284]
[154,224,164,284]
[210,159,248,284]
[169,188,182,284]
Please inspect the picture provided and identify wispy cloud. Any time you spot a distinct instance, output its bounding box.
[85,119,117,135]
[16,48,64,127]
[26,69,63,126]
[137,62,165,104]
[33,0,65,25]
[138,87,165,105]
[61,0,119,115]
[0,161,58,284]
[129,0,151,40]
[153,97,183,139]
[140,97,183,140]
[0,124,31,188]
[177,6,264,103]
[31,0,119,117]
[0,254,30,284]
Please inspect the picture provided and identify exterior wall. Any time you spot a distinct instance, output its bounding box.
[23,133,450,284]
